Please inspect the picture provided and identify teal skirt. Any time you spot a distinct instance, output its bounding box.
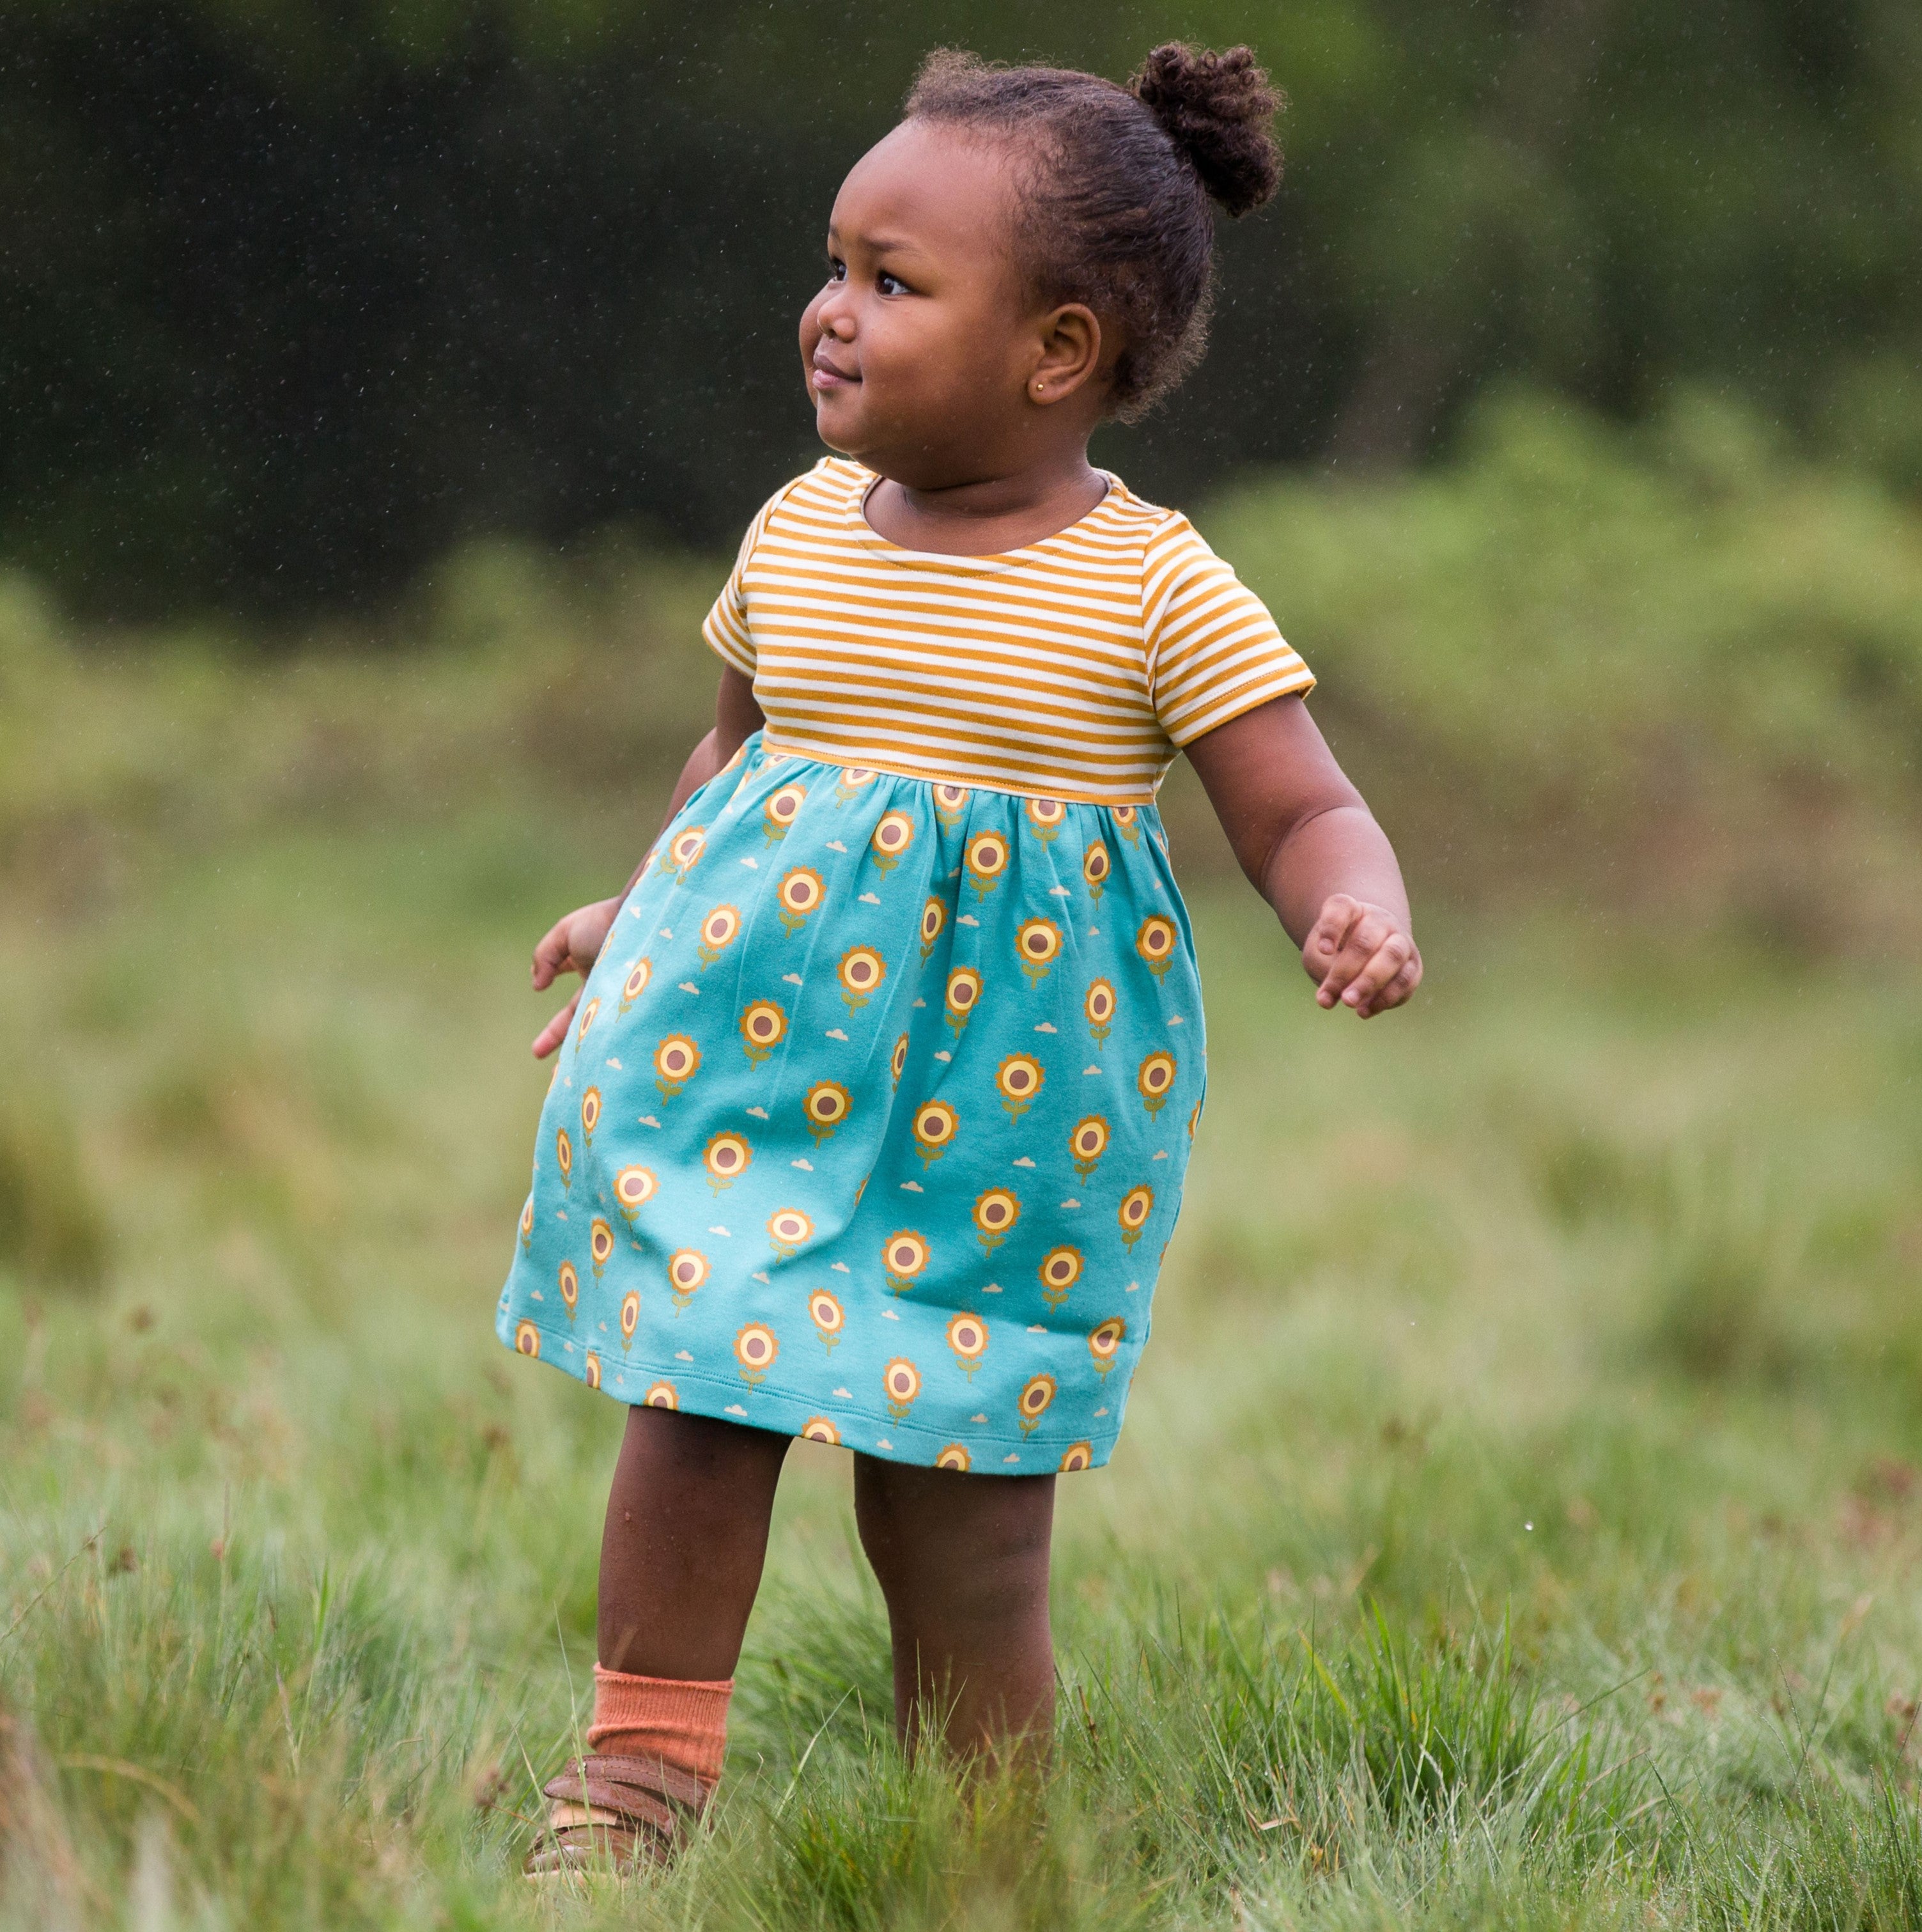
[497,734,1204,1473]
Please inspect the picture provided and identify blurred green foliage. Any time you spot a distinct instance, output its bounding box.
[1,0,1916,615]
[4,391,1916,945]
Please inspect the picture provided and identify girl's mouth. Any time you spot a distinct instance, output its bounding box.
[811,352,858,390]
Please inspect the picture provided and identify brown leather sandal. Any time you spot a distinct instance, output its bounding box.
[522,1753,713,1876]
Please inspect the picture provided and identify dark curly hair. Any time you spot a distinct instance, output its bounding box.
[904,44,1284,422]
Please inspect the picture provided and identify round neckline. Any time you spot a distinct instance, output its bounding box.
[853,468,1119,565]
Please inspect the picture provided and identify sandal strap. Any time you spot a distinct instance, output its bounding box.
[525,1754,714,1876]
[539,1753,711,1831]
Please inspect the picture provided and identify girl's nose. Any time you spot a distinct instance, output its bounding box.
[816,298,855,341]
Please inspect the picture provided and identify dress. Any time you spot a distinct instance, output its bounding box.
[497,458,1312,1472]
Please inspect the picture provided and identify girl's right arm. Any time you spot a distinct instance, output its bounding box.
[529,667,764,1057]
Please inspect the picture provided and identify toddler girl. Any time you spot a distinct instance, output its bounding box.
[500,42,1420,1873]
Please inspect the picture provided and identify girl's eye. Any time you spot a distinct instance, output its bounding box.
[877,271,907,296]
[826,257,846,283]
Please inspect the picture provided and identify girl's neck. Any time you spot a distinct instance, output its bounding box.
[863,451,1108,557]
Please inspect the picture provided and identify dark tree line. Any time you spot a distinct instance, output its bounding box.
[1,0,1915,618]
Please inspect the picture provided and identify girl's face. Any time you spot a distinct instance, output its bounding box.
[800,120,1096,488]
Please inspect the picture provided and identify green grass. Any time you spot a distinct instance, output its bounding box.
[4,784,1922,1928]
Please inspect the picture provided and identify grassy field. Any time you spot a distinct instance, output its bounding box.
[3,412,1921,1925]
[4,784,1922,1928]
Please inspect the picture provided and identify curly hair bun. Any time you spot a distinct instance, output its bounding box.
[1130,43,1283,217]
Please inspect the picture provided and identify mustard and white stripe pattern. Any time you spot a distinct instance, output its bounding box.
[702,458,1312,806]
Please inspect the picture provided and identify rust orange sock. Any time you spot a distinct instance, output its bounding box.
[585,1665,732,1788]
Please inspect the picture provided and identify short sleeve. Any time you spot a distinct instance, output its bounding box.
[1143,515,1314,745]
[701,501,771,678]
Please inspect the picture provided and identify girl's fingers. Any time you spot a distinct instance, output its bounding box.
[531,916,576,991]
[1316,907,1395,1007]
[1337,931,1413,1011]
[532,991,582,1060]
[1356,953,1422,1018]
[1303,893,1361,978]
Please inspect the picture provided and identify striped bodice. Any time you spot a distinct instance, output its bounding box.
[701,458,1312,806]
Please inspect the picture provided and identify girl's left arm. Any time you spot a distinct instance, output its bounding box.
[1184,694,1421,1020]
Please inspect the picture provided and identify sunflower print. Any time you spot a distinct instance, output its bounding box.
[613,1164,657,1222]
[870,809,915,875]
[775,865,825,934]
[641,1380,678,1410]
[1188,1102,1202,1142]
[882,1230,930,1296]
[1089,1315,1127,1375]
[1137,1050,1177,1117]
[740,998,787,1065]
[618,956,653,1015]
[767,1206,813,1261]
[931,783,971,830]
[995,1053,1044,1121]
[944,965,982,1037]
[1017,1373,1057,1434]
[734,1321,779,1386]
[575,998,601,1054]
[911,1099,959,1169]
[837,945,887,1011]
[514,1320,540,1358]
[657,823,707,881]
[1014,916,1062,987]
[703,1130,752,1192]
[918,894,947,963]
[764,782,807,843]
[654,1034,701,1102]
[834,765,879,806]
[1038,1245,1083,1308]
[1136,915,1179,981]
[1118,1184,1154,1250]
[500,736,1205,1476]
[1111,804,1141,848]
[1025,796,1067,845]
[803,1079,851,1144]
[1069,1115,1110,1181]
[558,1259,580,1318]
[972,1186,1021,1252]
[964,829,1009,900]
[882,1357,922,1419]
[946,1311,989,1379]
[666,1248,709,1313]
[800,1417,841,1445]
[697,904,743,969]
[807,1288,845,1351]
[1085,978,1116,1048]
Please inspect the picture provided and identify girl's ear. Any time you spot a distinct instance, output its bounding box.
[1027,303,1106,406]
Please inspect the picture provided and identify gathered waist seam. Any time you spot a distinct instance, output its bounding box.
[754,736,1159,811]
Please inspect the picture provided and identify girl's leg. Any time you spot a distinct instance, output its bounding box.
[597,1404,791,1676]
[529,1408,789,1873]
[852,1457,1056,1762]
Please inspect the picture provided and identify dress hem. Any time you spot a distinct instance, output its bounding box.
[497,1313,1120,1474]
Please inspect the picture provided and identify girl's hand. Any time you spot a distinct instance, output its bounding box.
[530,896,624,1058]
[1303,894,1422,1019]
